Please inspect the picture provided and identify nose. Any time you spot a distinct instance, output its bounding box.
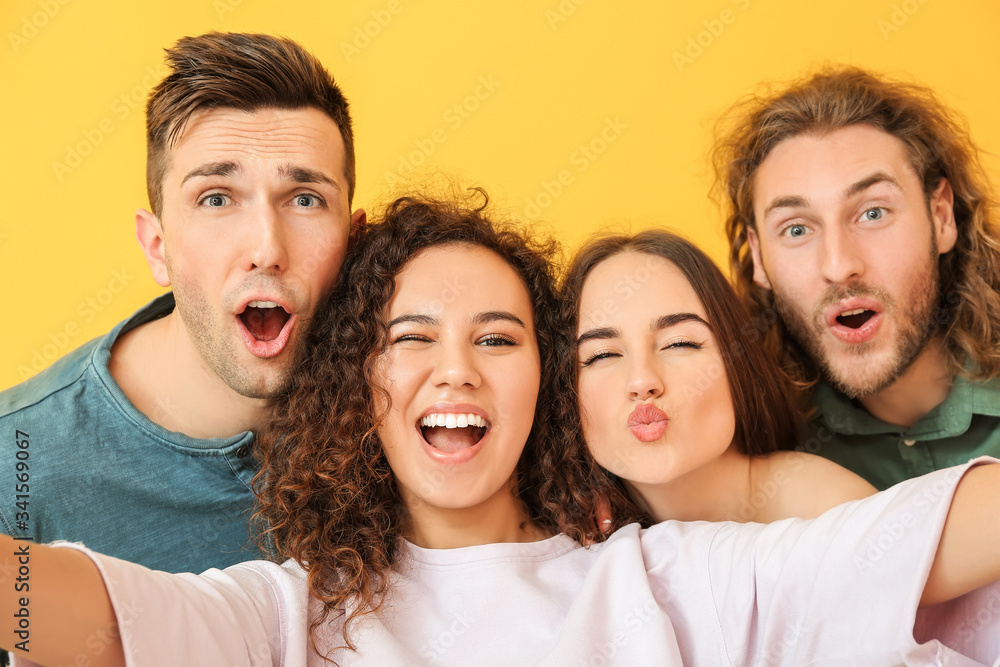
[820,224,864,284]
[430,339,482,390]
[243,205,289,273]
[625,351,664,400]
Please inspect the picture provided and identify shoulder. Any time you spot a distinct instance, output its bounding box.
[0,336,104,418]
[752,451,877,521]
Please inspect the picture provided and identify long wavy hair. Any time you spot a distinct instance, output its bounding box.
[253,191,596,656]
[713,66,1000,397]
[558,230,800,525]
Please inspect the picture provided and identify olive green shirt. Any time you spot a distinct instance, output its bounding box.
[803,375,1000,490]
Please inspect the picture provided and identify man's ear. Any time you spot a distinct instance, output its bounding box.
[930,178,957,255]
[746,227,772,290]
[136,209,170,287]
[348,208,367,251]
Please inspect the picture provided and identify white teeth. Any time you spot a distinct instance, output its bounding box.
[421,413,487,429]
[248,300,280,308]
[841,308,867,317]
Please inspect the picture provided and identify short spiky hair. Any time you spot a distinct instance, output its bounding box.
[715,66,1000,393]
[145,32,355,216]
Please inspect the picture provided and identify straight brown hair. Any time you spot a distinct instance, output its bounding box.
[559,230,800,526]
[145,32,356,217]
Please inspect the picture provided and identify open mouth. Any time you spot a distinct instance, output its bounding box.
[239,300,291,342]
[419,413,489,453]
[835,308,876,330]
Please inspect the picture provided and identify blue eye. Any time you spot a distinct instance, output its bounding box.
[786,224,807,238]
[862,207,885,222]
[295,194,321,207]
[202,194,229,207]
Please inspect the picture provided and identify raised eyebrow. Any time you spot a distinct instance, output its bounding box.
[278,164,341,192]
[181,160,239,186]
[762,195,809,221]
[844,171,901,199]
[472,310,526,328]
[652,313,710,332]
[387,314,437,328]
[577,327,620,346]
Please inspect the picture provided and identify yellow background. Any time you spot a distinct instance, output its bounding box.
[2,0,999,390]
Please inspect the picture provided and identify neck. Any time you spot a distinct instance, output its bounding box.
[109,310,267,439]
[627,447,756,523]
[404,482,549,549]
[858,337,954,429]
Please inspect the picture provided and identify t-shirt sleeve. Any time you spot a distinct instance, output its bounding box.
[19,542,313,667]
[707,458,1000,664]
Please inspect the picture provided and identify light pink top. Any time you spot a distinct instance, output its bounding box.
[18,461,1000,665]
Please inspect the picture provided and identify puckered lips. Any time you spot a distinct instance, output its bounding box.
[417,403,490,464]
[236,297,295,359]
[824,298,883,345]
[628,403,669,443]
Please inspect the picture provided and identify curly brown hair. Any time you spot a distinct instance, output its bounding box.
[557,230,800,526]
[253,190,597,657]
[713,66,1000,397]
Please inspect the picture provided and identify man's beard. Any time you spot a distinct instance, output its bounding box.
[770,257,941,400]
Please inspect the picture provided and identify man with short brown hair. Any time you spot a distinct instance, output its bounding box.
[0,32,365,572]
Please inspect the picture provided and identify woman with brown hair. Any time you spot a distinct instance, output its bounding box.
[5,198,1000,666]
[560,229,876,526]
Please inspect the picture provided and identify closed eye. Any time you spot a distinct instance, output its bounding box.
[581,350,621,367]
[392,333,433,345]
[662,340,703,351]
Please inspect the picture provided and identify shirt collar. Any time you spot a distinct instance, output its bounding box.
[814,372,1000,438]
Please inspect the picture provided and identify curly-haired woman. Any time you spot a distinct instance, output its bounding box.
[6,194,1000,666]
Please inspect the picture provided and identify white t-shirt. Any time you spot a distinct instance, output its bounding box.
[20,461,1000,666]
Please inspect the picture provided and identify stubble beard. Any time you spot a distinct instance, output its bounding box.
[770,254,940,400]
[172,283,293,400]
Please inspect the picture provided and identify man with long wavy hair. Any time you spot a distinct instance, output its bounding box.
[715,67,1000,490]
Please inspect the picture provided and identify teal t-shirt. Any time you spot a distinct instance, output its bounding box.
[803,375,1000,490]
[0,294,263,573]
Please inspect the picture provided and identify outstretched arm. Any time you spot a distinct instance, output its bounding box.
[0,535,124,666]
[922,462,1000,607]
